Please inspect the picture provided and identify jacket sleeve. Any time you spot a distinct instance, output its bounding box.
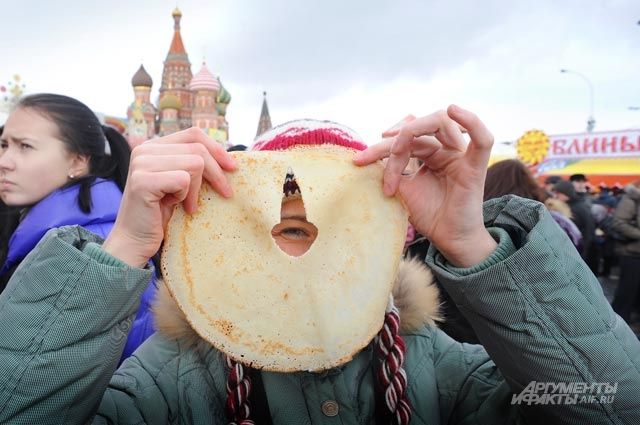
[0,226,153,425]
[92,335,179,425]
[612,197,640,240]
[92,334,228,425]
[426,196,640,425]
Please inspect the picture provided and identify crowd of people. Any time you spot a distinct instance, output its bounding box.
[543,173,640,331]
[0,93,639,424]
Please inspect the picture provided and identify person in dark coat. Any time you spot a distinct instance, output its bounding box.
[554,180,596,263]
[611,180,640,325]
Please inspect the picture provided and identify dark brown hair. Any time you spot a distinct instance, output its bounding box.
[17,93,131,212]
[483,159,547,202]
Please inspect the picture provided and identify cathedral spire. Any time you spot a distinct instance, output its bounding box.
[255,91,272,138]
[161,7,192,131]
[169,8,186,55]
[172,7,182,30]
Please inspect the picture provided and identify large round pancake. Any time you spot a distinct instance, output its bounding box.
[161,145,408,372]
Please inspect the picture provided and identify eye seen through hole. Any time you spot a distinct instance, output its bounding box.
[271,168,318,257]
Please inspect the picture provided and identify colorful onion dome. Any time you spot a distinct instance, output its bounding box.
[172,7,182,17]
[131,64,153,87]
[159,93,182,110]
[190,62,220,92]
[217,78,231,104]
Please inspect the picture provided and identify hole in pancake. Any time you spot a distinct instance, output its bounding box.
[271,167,318,257]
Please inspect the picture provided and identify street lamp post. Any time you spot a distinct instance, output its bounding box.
[560,69,596,132]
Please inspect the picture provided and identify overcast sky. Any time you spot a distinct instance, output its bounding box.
[1,0,639,154]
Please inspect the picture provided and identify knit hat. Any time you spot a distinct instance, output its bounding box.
[252,119,368,152]
[544,175,563,185]
[554,180,577,199]
[253,119,368,203]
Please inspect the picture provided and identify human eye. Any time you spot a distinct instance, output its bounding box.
[281,227,310,240]
[19,142,33,150]
[0,140,8,150]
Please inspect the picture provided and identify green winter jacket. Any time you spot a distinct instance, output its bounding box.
[0,196,639,424]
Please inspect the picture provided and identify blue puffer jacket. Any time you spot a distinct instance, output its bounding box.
[0,178,156,361]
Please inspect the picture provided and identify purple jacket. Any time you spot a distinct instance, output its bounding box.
[549,210,583,250]
[0,179,156,362]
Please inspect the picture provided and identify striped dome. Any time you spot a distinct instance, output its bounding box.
[190,62,220,92]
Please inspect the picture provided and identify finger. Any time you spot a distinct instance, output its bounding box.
[386,114,456,195]
[382,129,399,138]
[395,110,464,152]
[383,128,415,196]
[132,154,206,212]
[447,105,494,168]
[353,139,392,165]
[132,153,204,176]
[142,127,236,171]
[183,172,203,214]
[148,170,192,219]
[383,122,468,139]
[355,135,441,166]
[132,143,233,198]
[134,169,192,207]
[149,169,201,215]
[356,110,454,166]
[406,135,442,159]
[434,115,467,152]
[381,115,417,138]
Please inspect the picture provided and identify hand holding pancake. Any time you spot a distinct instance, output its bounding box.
[354,105,497,268]
[103,128,236,268]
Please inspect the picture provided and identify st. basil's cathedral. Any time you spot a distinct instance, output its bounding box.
[124,8,233,148]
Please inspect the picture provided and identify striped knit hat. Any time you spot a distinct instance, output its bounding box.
[253,119,368,203]
[252,119,368,152]
[225,119,412,425]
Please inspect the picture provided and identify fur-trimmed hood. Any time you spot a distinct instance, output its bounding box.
[544,197,573,219]
[152,258,440,348]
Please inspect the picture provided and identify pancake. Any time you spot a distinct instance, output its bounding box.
[161,145,408,372]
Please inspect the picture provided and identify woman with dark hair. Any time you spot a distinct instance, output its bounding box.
[483,159,547,202]
[0,93,156,361]
[484,159,582,248]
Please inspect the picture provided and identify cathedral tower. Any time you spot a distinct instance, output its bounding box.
[159,8,193,130]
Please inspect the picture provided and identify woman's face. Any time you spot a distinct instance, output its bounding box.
[271,198,318,257]
[0,107,86,207]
